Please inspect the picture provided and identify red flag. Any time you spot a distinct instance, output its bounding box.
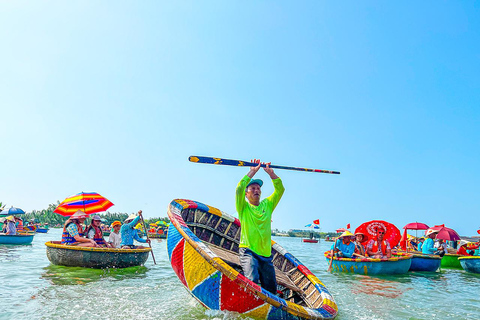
[346,223,351,229]
[313,219,320,225]
[477,229,480,235]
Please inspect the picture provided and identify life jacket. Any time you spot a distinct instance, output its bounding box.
[370,240,389,256]
[85,225,106,245]
[61,221,84,244]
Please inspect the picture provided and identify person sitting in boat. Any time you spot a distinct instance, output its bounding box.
[85,215,111,247]
[4,216,17,235]
[61,210,99,247]
[15,217,24,232]
[353,232,367,257]
[236,160,285,295]
[421,229,440,255]
[366,228,392,259]
[120,210,150,249]
[108,221,122,248]
[436,239,448,254]
[332,231,356,258]
[417,238,425,251]
[456,240,475,256]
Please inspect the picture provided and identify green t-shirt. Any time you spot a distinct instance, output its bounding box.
[236,175,285,257]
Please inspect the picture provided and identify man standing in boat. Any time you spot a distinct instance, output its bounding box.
[236,159,285,295]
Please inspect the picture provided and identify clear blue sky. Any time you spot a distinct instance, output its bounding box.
[1,2,479,235]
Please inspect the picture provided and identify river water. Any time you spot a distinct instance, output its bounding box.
[1,229,479,320]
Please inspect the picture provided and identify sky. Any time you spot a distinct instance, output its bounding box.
[1,1,479,235]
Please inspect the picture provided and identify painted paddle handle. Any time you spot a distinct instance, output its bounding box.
[189,156,340,175]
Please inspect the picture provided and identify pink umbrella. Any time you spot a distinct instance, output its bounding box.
[336,228,348,233]
[426,225,461,241]
[403,222,429,230]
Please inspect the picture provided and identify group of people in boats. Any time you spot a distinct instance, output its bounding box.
[61,210,150,249]
[331,229,393,259]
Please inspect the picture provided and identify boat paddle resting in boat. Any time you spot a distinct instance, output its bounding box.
[458,256,480,274]
[0,233,35,245]
[167,199,338,320]
[45,241,151,268]
[409,253,441,272]
[441,254,463,269]
[324,251,412,275]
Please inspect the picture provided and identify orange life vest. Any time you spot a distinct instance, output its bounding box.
[61,222,84,244]
[370,240,389,255]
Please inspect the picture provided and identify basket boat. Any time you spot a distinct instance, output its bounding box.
[303,239,319,243]
[458,256,480,273]
[167,199,338,320]
[441,254,463,269]
[0,233,35,245]
[409,253,441,272]
[36,228,49,233]
[324,252,412,275]
[45,241,151,268]
[147,232,167,239]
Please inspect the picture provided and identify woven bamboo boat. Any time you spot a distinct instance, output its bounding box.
[0,233,35,245]
[167,199,338,320]
[409,253,441,272]
[324,252,412,275]
[458,256,480,273]
[45,241,151,268]
[441,253,463,269]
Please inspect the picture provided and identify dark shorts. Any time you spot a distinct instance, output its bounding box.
[239,248,277,294]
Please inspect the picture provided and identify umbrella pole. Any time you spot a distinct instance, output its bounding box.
[139,213,157,265]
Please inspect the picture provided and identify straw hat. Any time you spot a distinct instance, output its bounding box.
[354,232,366,241]
[339,230,354,238]
[425,229,439,237]
[111,221,122,228]
[70,210,89,219]
[92,215,102,221]
[459,239,471,247]
[5,215,15,222]
[124,214,137,223]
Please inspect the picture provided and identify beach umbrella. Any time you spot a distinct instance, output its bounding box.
[54,192,114,217]
[355,220,402,248]
[0,207,26,216]
[403,222,429,230]
[335,228,347,233]
[305,223,320,229]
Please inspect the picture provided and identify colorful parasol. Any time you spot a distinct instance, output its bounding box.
[427,225,461,241]
[355,220,402,248]
[54,192,114,216]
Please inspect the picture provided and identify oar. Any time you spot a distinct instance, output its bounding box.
[189,156,340,175]
[327,239,337,272]
[353,253,367,259]
[139,212,156,265]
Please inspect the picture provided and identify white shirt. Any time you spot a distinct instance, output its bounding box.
[108,231,122,248]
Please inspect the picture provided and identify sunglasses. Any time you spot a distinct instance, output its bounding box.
[378,231,385,234]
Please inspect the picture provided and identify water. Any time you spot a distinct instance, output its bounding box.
[1,229,480,320]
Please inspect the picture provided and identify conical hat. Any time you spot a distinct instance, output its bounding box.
[339,230,354,238]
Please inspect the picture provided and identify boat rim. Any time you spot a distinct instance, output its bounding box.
[45,241,151,253]
[324,251,412,262]
[458,256,480,260]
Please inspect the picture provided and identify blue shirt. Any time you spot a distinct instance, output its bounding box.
[331,239,356,258]
[6,221,16,235]
[422,238,436,254]
[417,242,423,251]
[120,216,147,246]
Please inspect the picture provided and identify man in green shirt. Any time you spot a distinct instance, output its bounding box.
[236,159,285,294]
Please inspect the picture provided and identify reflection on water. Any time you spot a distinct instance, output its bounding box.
[0,244,31,261]
[42,264,148,285]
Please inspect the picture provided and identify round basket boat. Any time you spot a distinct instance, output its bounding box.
[45,241,151,268]
[409,253,441,272]
[324,252,412,275]
[0,233,35,245]
[458,256,480,274]
[441,254,463,269]
[167,199,338,320]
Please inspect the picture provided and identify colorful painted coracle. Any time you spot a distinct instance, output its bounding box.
[45,241,151,268]
[409,253,442,272]
[0,233,35,245]
[458,256,480,274]
[441,254,463,269]
[167,199,338,320]
[324,251,412,275]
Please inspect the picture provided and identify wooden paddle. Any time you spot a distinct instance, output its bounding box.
[189,156,340,175]
[353,253,367,259]
[139,212,156,265]
[327,239,337,272]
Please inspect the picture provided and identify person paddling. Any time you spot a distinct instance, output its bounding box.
[422,229,439,255]
[236,159,285,295]
[120,210,150,249]
[332,231,356,258]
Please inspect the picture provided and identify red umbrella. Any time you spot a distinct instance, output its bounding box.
[355,220,402,247]
[54,192,114,217]
[428,226,461,241]
[335,228,348,233]
[403,222,429,230]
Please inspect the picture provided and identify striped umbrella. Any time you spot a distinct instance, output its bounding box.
[54,192,114,216]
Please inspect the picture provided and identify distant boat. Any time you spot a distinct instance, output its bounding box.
[303,238,319,243]
[0,233,34,245]
[36,228,49,233]
[325,251,412,275]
